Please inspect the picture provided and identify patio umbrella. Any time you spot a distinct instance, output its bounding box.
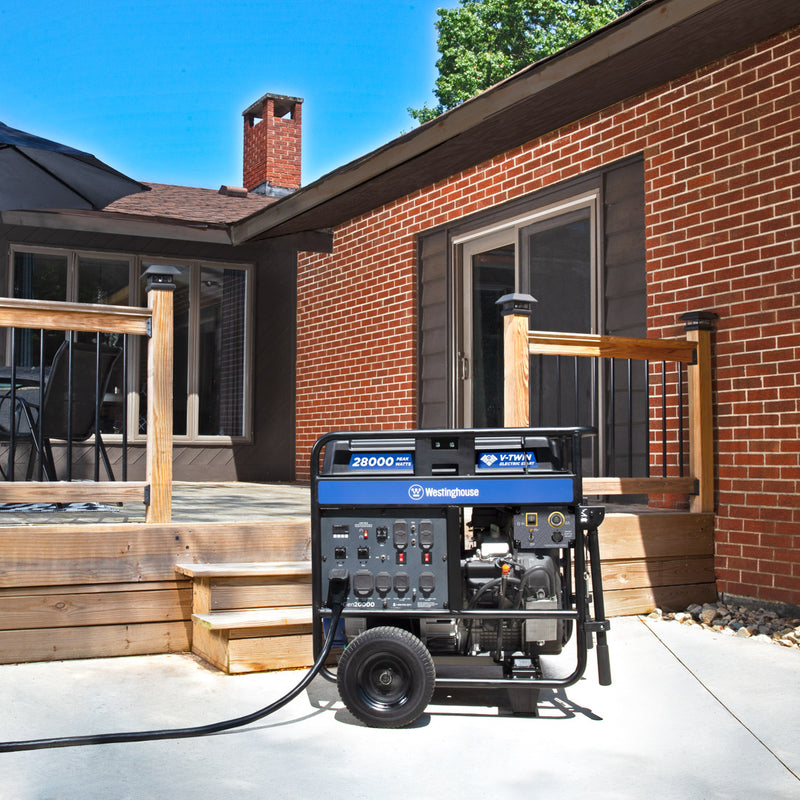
[0,120,148,211]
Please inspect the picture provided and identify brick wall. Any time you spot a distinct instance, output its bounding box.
[644,29,800,606]
[296,27,800,606]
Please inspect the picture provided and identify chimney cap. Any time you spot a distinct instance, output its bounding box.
[243,92,303,119]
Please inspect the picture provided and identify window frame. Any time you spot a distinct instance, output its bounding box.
[7,244,254,444]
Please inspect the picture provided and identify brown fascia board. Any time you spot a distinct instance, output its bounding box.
[231,0,800,244]
[0,208,233,244]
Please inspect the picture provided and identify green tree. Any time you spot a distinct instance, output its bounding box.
[410,0,646,124]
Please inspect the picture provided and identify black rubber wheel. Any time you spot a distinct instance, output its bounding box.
[337,626,435,728]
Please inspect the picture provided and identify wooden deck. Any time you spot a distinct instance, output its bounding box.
[0,481,311,526]
[0,483,715,668]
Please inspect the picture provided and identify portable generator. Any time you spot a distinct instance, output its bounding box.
[311,426,611,727]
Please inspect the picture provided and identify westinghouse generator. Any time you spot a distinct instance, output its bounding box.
[311,427,611,727]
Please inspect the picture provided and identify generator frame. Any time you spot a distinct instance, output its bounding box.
[311,427,611,726]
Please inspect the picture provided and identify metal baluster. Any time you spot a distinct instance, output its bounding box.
[8,328,16,481]
[573,356,579,425]
[66,335,73,482]
[627,359,633,477]
[608,359,616,477]
[556,355,562,426]
[536,354,543,426]
[94,336,101,482]
[661,360,667,479]
[678,363,685,478]
[38,331,46,482]
[593,356,600,475]
[122,335,128,482]
[645,360,650,478]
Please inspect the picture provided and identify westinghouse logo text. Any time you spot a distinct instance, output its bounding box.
[408,484,480,501]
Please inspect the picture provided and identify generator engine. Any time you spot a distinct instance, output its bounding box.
[311,428,610,728]
[449,506,567,658]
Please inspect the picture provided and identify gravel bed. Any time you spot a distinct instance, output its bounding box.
[647,601,800,649]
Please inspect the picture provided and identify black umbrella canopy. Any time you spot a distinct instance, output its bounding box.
[0,120,149,211]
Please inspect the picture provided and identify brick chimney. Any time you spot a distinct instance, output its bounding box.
[242,93,302,197]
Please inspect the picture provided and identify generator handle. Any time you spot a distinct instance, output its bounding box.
[309,426,597,482]
[586,521,612,686]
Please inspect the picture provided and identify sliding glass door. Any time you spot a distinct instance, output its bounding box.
[459,196,599,431]
[462,236,516,427]
[521,206,595,433]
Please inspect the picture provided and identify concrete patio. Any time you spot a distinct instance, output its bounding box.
[0,615,797,799]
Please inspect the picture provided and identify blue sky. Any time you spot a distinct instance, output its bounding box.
[0,1,448,189]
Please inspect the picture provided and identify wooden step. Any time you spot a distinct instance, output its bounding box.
[193,606,312,632]
[191,606,313,675]
[176,561,312,615]
[177,560,315,674]
[174,561,311,579]
[192,623,313,674]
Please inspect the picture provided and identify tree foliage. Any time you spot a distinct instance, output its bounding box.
[410,0,646,124]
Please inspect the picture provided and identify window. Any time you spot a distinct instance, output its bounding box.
[9,246,252,441]
[139,261,251,439]
[11,248,132,435]
[12,249,69,366]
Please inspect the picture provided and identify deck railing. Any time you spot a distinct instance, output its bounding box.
[0,267,175,522]
[499,295,716,513]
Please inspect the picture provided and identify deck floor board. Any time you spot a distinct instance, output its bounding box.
[0,482,311,526]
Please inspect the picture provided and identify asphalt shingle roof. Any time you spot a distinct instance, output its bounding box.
[105,182,275,225]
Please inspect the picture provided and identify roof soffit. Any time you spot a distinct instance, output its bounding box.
[231,0,800,243]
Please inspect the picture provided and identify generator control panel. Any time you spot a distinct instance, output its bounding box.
[318,511,454,611]
[513,507,576,548]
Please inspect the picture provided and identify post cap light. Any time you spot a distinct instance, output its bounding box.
[496,293,537,317]
[143,264,180,292]
[680,310,718,331]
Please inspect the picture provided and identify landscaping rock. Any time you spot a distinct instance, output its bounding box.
[686,603,703,621]
[649,601,800,649]
[700,604,719,625]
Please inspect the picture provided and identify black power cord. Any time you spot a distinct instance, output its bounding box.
[0,574,351,753]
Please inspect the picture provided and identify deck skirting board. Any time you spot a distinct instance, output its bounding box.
[0,512,715,665]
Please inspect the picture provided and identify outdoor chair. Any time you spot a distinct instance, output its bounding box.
[0,340,121,481]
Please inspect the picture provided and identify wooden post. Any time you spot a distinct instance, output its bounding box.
[682,311,717,514]
[497,293,536,428]
[144,266,178,523]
